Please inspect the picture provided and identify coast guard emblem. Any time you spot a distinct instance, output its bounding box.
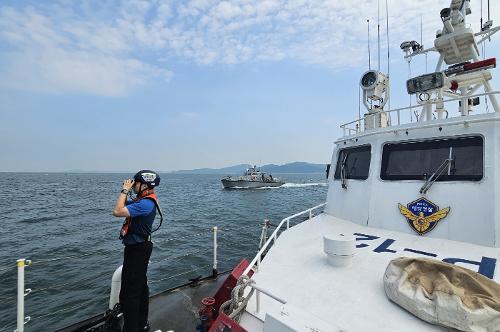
[398,197,450,235]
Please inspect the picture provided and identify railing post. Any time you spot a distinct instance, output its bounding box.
[309,209,312,219]
[286,218,289,229]
[17,259,31,332]
[255,289,261,314]
[212,226,218,277]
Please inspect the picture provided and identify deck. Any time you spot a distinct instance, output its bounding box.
[57,271,229,332]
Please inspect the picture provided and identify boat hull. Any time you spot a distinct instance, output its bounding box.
[221,179,284,188]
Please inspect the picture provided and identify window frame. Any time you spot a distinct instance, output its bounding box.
[333,144,372,181]
[379,135,484,182]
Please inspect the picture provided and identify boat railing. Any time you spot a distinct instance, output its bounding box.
[4,228,221,332]
[243,202,327,276]
[340,90,500,137]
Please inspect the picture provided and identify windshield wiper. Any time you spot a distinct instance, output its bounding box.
[340,153,348,189]
[420,148,455,194]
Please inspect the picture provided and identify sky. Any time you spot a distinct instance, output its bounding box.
[1,0,499,172]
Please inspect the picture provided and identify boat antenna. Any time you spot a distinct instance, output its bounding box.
[386,0,390,76]
[420,14,423,46]
[407,55,413,122]
[481,0,483,31]
[385,0,390,111]
[358,86,361,124]
[488,0,491,22]
[420,14,428,72]
[367,19,371,69]
[377,0,381,72]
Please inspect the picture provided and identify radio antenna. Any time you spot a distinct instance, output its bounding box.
[386,0,390,77]
[377,0,381,72]
[421,14,427,72]
[420,14,423,46]
[488,0,490,22]
[481,0,483,31]
[385,0,390,113]
[367,19,371,70]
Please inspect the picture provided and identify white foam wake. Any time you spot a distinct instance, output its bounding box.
[226,182,327,190]
[281,182,328,188]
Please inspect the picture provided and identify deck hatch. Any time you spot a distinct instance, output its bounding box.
[381,136,483,181]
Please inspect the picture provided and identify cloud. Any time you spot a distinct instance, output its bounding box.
[0,49,171,96]
[0,0,497,96]
[0,3,172,96]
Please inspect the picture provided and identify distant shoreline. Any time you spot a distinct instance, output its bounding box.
[1,162,328,174]
[0,171,326,175]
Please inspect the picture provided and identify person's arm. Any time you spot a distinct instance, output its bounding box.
[113,179,134,217]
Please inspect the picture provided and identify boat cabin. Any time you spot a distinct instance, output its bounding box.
[327,112,500,247]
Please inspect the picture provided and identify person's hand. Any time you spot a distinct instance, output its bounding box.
[122,179,134,191]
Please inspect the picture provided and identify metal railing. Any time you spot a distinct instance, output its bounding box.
[340,91,500,137]
[8,228,220,332]
[243,203,326,276]
[249,283,287,314]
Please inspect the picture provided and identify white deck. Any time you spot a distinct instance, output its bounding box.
[240,213,500,331]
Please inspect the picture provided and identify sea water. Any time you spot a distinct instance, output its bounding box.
[0,172,327,331]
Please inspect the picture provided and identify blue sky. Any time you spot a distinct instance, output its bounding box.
[1,0,499,172]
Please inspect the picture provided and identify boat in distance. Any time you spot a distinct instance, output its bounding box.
[221,165,285,188]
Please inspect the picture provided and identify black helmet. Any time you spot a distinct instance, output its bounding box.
[133,170,160,188]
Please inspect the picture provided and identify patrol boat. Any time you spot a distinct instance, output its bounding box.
[213,0,500,330]
[221,165,285,189]
[11,1,500,331]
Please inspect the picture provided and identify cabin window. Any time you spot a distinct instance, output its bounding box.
[381,136,483,181]
[334,145,371,180]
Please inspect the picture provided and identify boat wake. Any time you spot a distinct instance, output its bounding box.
[229,182,327,190]
[281,182,327,188]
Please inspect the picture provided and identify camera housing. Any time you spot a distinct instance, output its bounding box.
[360,70,389,101]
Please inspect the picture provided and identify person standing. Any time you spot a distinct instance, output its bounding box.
[113,170,163,332]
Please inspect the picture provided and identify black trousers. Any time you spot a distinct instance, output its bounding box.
[120,241,153,332]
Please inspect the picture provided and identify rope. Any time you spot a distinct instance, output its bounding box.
[150,249,206,265]
[31,247,123,266]
[30,296,108,321]
[219,275,255,322]
[152,232,210,245]
[29,232,210,266]
[0,321,16,332]
[30,269,113,295]
[0,294,16,303]
[149,264,212,284]
[29,248,210,294]
[0,265,16,274]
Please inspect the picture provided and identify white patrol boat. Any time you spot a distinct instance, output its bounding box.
[10,1,500,331]
[219,0,500,331]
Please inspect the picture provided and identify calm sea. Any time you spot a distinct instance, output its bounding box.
[0,172,327,331]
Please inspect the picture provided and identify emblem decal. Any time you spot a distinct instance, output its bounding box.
[398,197,450,235]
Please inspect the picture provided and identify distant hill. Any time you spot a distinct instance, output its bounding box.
[171,162,326,174]
[260,162,325,173]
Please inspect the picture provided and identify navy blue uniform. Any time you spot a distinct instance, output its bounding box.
[120,198,155,332]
